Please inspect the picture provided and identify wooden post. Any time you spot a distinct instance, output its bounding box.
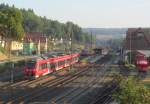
[38,39,40,55]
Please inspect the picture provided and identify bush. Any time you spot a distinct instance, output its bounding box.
[125,64,136,70]
[15,60,25,67]
[0,46,5,53]
[113,76,150,104]
[0,62,12,73]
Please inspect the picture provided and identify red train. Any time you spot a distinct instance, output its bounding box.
[135,53,149,72]
[24,53,80,79]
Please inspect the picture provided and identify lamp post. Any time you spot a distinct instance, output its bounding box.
[130,33,132,64]
[8,38,14,84]
[69,38,72,52]
[70,31,73,71]
[52,38,56,51]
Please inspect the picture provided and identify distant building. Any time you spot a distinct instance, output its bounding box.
[0,34,5,48]
[123,28,150,61]
[93,47,109,55]
[11,41,23,54]
[0,34,23,55]
[23,32,48,55]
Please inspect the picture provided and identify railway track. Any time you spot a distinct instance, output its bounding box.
[31,56,114,104]
[1,64,83,90]
[90,81,118,104]
[0,72,55,90]
[0,55,91,90]
[2,55,112,104]
[88,65,119,104]
[6,65,90,104]
[52,65,112,104]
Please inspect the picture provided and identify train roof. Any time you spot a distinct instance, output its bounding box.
[27,57,43,62]
[45,52,66,57]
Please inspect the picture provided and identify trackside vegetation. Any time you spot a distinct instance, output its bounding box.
[113,76,150,104]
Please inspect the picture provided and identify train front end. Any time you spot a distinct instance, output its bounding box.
[136,59,148,72]
[135,54,149,72]
[24,60,37,79]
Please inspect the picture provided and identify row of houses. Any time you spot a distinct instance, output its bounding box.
[123,28,150,62]
[0,32,48,55]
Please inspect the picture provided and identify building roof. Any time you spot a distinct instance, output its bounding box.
[24,32,47,43]
[124,28,150,50]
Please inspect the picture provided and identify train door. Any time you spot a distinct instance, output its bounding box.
[39,63,48,76]
[66,59,70,66]
[36,63,42,77]
[47,62,52,73]
[75,56,79,62]
[65,59,67,67]
[55,61,59,70]
[43,63,49,75]
[58,60,66,70]
[50,62,56,72]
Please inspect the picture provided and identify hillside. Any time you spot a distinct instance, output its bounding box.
[82,28,127,40]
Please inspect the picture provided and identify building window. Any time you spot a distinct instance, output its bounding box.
[137,33,143,37]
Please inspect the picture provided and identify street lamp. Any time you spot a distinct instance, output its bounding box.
[52,38,55,51]
[70,33,73,71]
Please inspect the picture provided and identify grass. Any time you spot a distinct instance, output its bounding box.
[142,82,150,89]
[0,46,5,53]
[0,62,12,73]
[125,64,136,70]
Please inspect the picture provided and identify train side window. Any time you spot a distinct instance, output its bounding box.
[45,64,47,69]
[75,57,78,61]
[39,63,47,70]
[59,61,65,65]
[51,63,55,69]
[66,59,69,63]
[47,63,51,68]
[62,61,65,65]
[65,59,67,63]
[67,59,71,62]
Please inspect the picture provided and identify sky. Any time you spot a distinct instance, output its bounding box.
[1,0,150,28]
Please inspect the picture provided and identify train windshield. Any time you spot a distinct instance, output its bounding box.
[26,62,36,69]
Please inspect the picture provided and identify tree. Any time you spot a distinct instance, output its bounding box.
[113,76,150,104]
[0,6,24,54]
[21,9,42,32]
[0,4,92,51]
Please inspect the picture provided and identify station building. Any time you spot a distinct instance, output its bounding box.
[23,32,48,55]
[123,28,150,62]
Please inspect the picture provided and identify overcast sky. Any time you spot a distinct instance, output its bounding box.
[1,0,150,28]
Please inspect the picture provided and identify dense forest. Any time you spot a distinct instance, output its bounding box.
[0,4,92,44]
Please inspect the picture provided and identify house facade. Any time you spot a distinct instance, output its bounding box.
[123,28,150,61]
[11,41,23,54]
[23,32,48,55]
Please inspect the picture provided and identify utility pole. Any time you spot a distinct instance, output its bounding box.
[69,30,73,71]
[91,31,93,50]
[130,33,132,64]
[95,34,96,48]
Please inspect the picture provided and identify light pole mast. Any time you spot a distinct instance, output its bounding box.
[70,30,73,70]
[95,34,96,48]
[91,31,92,50]
[130,33,131,64]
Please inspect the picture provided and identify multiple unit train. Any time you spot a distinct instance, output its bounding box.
[24,49,149,79]
[24,52,80,79]
[135,53,149,72]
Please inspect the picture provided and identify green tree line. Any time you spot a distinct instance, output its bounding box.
[0,4,24,53]
[0,4,92,44]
